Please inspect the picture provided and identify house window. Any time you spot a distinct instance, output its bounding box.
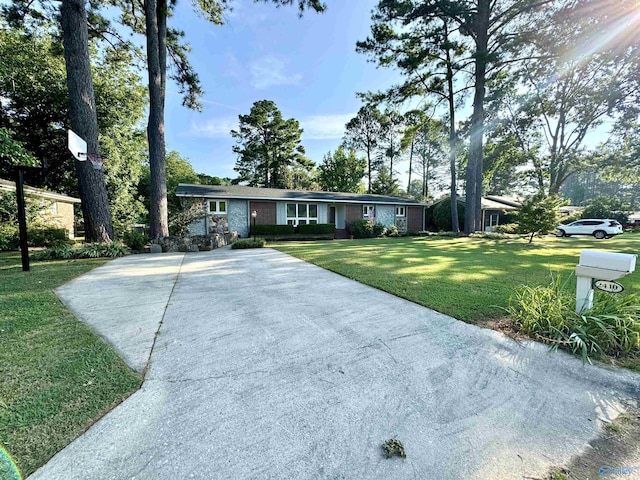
[286,203,318,226]
[486,213,499,227]
[395,206,405,217]
[208,200,227,214]
[363,205,375,218]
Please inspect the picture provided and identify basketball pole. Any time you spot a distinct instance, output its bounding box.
[15,168,30,272]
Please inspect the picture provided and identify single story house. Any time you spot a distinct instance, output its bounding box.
[0,178,80,238]
[481,195,522,231]
[456,195,522,231]
[175,184,428,238]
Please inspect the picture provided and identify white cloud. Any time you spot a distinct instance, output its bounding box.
[185,117,238,138]
[250,56,302,89]
[300,114,354,140]
[184,112,355,141]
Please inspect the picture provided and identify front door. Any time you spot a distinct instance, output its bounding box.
[329,206,336,225]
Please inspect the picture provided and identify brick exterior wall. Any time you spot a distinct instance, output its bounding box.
[345,204,363,229]
[249,201,277,225]
[407,206,423,232]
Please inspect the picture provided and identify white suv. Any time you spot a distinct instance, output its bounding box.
[556,219,623,239]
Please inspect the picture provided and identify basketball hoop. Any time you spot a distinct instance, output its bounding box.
[77,152,106,170]
[68,130,105,170]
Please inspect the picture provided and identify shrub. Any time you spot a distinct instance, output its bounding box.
[386,225,400,237]
[424,204,437,231]
[516,193,565,243]
[507,274,640,362]
[231,238,266,249]
[32,242,130,261]
[296,223,335,234]
[170,201,205,237]
[349,219,374,238]
[123,230,149,252]
[0,223,19,251]
[251,224,295,235]
[581,196,630,224]
[373,223,386,237]
[27,228,69,247]
[470,231,509,239]
[32,243,75,261]
[432,198,465,231]
[492,223,518,234]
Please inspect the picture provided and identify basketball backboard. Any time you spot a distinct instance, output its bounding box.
[67,129,87,160]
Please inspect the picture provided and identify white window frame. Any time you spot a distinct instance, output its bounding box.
[363,205,375,218]
[208,200,227,214]
[286,203,318,226]
[487,213,499,227]
[395,206,406,217]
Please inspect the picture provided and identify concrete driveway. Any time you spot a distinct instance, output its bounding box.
[32,248,639,479]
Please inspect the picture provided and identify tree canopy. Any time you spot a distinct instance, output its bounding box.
[232,100,313,190]
[317,147,366,193]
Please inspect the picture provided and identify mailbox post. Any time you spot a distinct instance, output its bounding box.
[575,250,636,313]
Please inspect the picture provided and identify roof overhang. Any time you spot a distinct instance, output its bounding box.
[0,180,81,203]
[176,192,426,207]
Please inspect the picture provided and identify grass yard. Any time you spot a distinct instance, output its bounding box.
[273,234,640,323]
[0,252,142,478]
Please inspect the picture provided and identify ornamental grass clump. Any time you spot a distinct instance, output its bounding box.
[32,242,130,260]
[507,274,640,362]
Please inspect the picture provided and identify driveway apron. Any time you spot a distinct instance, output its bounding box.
[32,248,640,479]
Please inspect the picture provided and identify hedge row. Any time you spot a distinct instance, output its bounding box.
[251,223,335,236]
[0,225,69,251]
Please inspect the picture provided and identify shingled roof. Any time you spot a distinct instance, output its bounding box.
[0,178,80,203]
[176,184,428,206]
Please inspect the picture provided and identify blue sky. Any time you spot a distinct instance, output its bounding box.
[163,0,403,183]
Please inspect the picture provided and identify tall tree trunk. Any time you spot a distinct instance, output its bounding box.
[407,139,414,196]
[366,140,372,194]
[60,0,113,243]
[422,158,427,200]
[445,24,460,233]
[465,0,490,234]
[389,134,394,183]
[145,0,169,238]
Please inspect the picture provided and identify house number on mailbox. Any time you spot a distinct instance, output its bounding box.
[594,280,624,293]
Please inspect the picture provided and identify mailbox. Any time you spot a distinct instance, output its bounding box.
[575,250,637,313]
[575,250,636,281]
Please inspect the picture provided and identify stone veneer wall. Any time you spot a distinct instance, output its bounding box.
[375,205,395,227]
[187,216,207,236]
[228,200,249,238]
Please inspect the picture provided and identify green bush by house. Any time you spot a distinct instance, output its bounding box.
[27,228,69,247]
[432,198,465,231]
[251,224,336,236]
[0,226,70,251]
[349,219,386,238]
[251,224,295,235]
[297,223,335,234]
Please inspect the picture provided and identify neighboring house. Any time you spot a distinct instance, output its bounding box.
[0,178,81,238]
[457,195,522,231]
[175,184,428,238]
[482,195,522,231]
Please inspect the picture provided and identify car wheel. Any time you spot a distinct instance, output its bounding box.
[594,230,606,239]
[556,229,565,237]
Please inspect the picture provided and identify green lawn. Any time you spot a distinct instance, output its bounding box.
[273,234,640,323]
[0,252,141,478]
